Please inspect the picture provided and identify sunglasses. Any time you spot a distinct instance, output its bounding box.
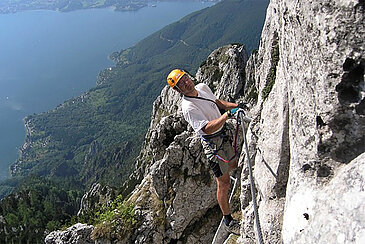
[177,75,190,87]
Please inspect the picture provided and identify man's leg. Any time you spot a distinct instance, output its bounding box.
[216,160,241,235]
[216,172,231,215]
[216,157,238,214]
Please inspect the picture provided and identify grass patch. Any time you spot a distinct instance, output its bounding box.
[91,195,139,241]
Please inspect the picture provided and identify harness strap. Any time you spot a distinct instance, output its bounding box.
[202,129,224,140]
[184,95,226,115]
[214,154,236,164]
[203,121,240,164]
[184,95,219,107]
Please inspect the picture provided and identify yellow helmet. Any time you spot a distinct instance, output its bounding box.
[167,69,186,88]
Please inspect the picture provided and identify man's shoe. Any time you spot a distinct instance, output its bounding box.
[224,219,240,235]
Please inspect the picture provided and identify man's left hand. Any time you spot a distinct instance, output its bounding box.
[237,102,248,110]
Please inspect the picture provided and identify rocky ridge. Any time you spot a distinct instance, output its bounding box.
[113,43,247,243]
[46,43,247,243]
[46,0,364,243]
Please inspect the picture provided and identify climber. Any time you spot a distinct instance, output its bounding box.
[167,69,246,236]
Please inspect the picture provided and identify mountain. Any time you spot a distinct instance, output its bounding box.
[0,0,269,243]
[2,0,268,193]
[45,0,364,243]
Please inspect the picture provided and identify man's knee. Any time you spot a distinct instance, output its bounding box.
[229,160,238,171]
[217,175,230,192]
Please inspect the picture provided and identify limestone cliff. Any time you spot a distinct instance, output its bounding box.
[46,0,364,243]
[238,0,364,243]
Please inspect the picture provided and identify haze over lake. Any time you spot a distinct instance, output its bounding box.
[0,1,214,181]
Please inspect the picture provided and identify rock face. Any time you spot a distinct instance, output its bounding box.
[77,183,115,217]
[237,0,364,243]
[196,44,249,102]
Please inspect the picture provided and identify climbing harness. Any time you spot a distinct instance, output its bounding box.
[184,94,241,163]
[201,119,240,164]
[211,110,264,244]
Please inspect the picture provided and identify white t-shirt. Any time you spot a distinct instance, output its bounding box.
[182,83,222,136]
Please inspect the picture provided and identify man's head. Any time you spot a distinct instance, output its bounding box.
[167,69,185,88]
[167,69,195,95]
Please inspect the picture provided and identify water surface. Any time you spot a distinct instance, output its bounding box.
[0,1,214,181]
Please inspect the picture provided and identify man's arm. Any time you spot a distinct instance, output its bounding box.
[202,112,229,135]
[202,99,238,134]
[215,99,238,110]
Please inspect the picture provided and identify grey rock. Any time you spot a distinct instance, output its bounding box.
[196,44,249,102]
[119,86,185,198]
[84,141,102,163]
[45,223,94,244]
[238,0,364,243]
[0,215,5,225]
[282,153,365,244]
[78,183,115,217]
[126,119,218,243]
[46,1,365,242]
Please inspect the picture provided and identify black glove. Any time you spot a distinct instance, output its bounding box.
[237,102,248,110]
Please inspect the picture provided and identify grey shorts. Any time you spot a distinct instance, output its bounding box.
[201,128,238,178]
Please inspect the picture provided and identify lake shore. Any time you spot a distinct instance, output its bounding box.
[0,0,218,14]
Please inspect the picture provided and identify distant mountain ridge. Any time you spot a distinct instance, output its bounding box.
[0,0,269,242]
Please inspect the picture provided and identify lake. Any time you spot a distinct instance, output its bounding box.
[0,1,214,181]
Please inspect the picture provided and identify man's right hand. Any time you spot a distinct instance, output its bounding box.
[227,108,239,117]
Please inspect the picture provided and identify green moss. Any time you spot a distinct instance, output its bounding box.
[152,200,167,228]
[226,234,239,243]
[156,108,169,124]
[220,54,230,64]
[262,32,280,100]
[262,74,275,100]
[212,68,223,81]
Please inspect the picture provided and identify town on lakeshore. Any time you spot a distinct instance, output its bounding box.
[0,0,219,14]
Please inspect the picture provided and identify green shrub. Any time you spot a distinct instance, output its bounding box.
[91,196,139,241]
